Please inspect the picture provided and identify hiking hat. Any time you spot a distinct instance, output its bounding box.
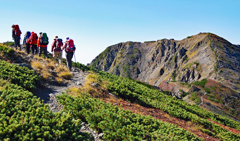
[55,36,58,39]
[12,25,15,28]
[66,37,69,40]
[39,32,42,35]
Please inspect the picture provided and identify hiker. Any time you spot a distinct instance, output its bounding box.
[26,32,38,55]
[62,37,76,71]
[38,32,49,59]
[51,36,63,65]
[23,31,31,54]
[12,25,22,50]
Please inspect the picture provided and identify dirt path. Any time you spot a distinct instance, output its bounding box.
[33,69,88,112]
[5,46,104,140]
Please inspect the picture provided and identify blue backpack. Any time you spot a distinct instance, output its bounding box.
[23,31,31,45]
[25,31,31,39]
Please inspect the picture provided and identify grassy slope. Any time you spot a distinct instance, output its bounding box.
[0,44,240,140]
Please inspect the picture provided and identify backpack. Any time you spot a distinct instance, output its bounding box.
[56,38,63,50]
[25,31,31,40]
[66,39,76,52]
[40,33,49,45]
[31,33,38,45]
[14,25,22,36]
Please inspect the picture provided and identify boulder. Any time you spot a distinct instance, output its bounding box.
[12,63,31,69]
[14,56,24,63]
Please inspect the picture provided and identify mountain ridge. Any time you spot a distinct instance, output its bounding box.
[90,32,240,120]
[0,42,240,140]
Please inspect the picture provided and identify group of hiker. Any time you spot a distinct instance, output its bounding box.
[12,24,76,71]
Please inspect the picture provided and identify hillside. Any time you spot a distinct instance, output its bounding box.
[0,43,240,140]
[90,33,240,121]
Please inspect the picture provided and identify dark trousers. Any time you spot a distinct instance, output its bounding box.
[26,44,31,54]
[66,52,74,71]
[39,47,48,58]
[31,45,38,55]
[14,35,21,50]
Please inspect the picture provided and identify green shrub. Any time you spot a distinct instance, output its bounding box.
[193,78,208,88]
[144,41,156,43]
[172,70,177,82]
[180,91,190,98]
[204,87,211,93]
[180,82,191,87]
[0,80,91,140]
[4,41,14,46]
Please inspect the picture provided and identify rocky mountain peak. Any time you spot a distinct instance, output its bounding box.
[90,33,240,119]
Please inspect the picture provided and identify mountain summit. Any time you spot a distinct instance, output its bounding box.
[90,33,240,119]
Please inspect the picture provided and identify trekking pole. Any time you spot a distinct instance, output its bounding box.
[73,50,77,71]
[74,53,76,64]
[74,45,77,64]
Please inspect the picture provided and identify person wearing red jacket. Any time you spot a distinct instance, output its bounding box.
[26,32,38,55]
[12,24,22,50]
[62,37,76,71]
[51,36,63,65]
[37,32,48,59]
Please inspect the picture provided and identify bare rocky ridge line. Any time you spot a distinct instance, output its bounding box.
[89,33,240,121]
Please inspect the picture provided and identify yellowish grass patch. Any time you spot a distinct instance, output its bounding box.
[58,72,73,80]
[46,61,55,70]
[16,50,26,55]
[42,70,51,80]
[31,61,44,71]
[55,65,69,73]
[56,77,63,83]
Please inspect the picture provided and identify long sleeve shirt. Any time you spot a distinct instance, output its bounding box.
[51,39,62,52]
[37,37,47,47]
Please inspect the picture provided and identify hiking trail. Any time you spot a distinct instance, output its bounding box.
[7,46,104,141]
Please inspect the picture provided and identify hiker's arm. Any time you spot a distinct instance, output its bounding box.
[37,37,40,47]
[51,40,55,52]
[62,43,66,50]
[26,37,31,44]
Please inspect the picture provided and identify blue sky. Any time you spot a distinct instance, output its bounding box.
[0,0,239,64]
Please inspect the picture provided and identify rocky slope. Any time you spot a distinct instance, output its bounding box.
[90,33,240,120]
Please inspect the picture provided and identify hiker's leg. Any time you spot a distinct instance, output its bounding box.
[69,52,74,71]
[26,44,30,54]
[16,36,21,50]
[39,47,43,57]
[15,36,21,50]
[44,47,48,59]
[14,36,17,49]
[33,45,37,55]
[31,45,34,55]
[35,45,38,55]
[66,52,70,70]
[32,45,35,55]
[59,51,62,65]
[36,46,39,54]
[53,51,58,63]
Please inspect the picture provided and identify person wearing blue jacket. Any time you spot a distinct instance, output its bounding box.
[23,31,31,54]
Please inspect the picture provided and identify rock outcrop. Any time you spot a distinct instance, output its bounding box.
[89,33,240,120]
[90,33,240,92]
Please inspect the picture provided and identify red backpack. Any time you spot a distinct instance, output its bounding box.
[31,33,38,45]
[66,39,76,52]
[14,25,22,36]
[56,38,63,50]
